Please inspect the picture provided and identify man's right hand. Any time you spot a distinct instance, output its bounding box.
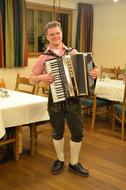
[41,73,54,84]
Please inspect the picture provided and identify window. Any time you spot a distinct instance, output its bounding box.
[26,2,72,56]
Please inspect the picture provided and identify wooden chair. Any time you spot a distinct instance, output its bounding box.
[80,94,112,129]
[15,78,49,155]
[14,73,37,155]
[35,81,49,97]
[112,82,126,140]
[0,126,21,161]
[30,81,49,153]
[80,66,116,129]
[116,66,124,80]
[15,73,36,94]
[0,78,6,88]
[100,65,117,79]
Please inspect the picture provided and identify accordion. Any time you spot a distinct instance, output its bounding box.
[45,53,95,103]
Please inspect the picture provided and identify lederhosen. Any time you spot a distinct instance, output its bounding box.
[44,48,84,142]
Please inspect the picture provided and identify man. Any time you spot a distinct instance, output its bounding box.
[30,21,98,177]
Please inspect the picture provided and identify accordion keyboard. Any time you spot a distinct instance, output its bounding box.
[45,58,69,103]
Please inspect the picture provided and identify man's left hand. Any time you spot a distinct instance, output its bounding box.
[89,67,99,79]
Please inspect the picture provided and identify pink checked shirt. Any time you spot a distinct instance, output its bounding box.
[31,44,78,76]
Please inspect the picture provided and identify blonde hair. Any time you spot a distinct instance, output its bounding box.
[45,21,62,34]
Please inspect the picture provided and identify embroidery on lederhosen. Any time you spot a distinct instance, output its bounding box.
[51,102,62,112]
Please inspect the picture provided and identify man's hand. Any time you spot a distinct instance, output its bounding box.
[41,73,54,84]
[89,67,99,79]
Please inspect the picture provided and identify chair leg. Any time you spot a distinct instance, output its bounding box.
[121,113,125,141]
[91,109,96,129]
[106,106,109,118]
[121,123,125,141]
[14,126,21,160]
[111,103,114,120]
[112,113,115,132]
[91,94,96,129]
[35,127,38,150]
[30,124,36,155]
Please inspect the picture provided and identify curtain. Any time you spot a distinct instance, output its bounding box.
[0,0,28,68]
[0,0,5,68]
[76,3,93,52]
[60,13,68,46]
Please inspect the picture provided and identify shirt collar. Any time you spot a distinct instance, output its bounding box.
[44,44,68,53]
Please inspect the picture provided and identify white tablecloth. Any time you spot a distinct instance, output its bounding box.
[95,78,125,102]
[0,89,49,139]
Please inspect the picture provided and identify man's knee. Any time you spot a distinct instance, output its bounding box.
[52,128,64,140]
[52,134,64,140]
[71,135,83,142]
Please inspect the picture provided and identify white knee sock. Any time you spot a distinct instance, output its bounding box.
[70,140,82,165]
[53,138,64,162]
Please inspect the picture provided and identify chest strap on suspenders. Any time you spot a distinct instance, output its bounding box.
[43,47,74,58]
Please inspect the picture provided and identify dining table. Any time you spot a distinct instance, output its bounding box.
[95,78,125,102]
[0,89,49,159]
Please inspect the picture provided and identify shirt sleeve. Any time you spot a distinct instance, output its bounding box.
[31,55,46,75]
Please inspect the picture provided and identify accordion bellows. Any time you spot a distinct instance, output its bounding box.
[45,53,95,103]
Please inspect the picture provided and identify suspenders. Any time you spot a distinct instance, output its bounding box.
[43,48,74,58]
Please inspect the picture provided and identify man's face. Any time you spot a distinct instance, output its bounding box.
[46,26,62,47]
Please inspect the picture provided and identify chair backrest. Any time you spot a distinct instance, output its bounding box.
[15,73,36,94]
[0,78,6,88]
[35,81,49,97]
[100,65,116,79]
[123,82,126,106]
[116,66,124,80]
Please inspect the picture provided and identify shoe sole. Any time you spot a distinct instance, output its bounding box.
[68,167,89,177]
[52,166,64,175]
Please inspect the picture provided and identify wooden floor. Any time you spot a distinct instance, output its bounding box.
[0,116,126,190]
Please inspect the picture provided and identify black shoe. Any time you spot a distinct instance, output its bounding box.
[51,160,64,175]
[68,163,89,177]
